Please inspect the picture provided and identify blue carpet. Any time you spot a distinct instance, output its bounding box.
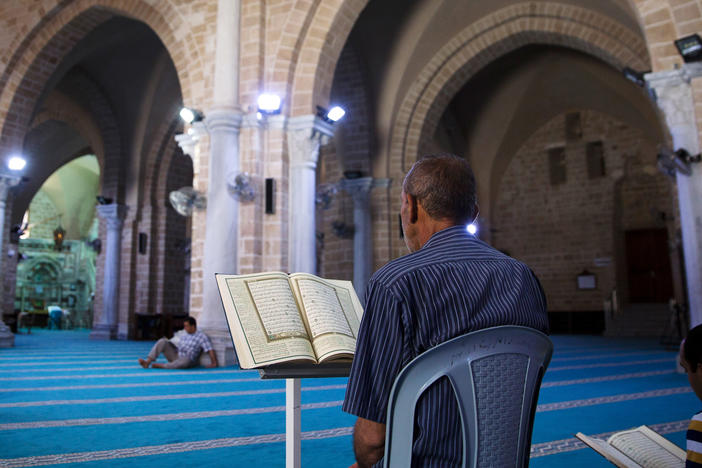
[0,330,694,467]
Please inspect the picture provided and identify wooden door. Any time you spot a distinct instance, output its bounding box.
[625,229,674,303]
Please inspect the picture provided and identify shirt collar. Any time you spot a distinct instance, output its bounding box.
[421,225,472,250]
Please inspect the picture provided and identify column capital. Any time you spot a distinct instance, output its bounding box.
[288,114,334,141]
[341,177,374,204]
[206,108,243,134]
[241,112,264,129]
[645,65,699,141]
[287,115,334,168]
[175,121,207,159]
[97,204,128,230]
[0,173,21,202]
[646,62,702,90]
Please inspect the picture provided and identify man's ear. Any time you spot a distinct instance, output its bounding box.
[408,193,419,224]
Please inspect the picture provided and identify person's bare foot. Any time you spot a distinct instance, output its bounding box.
[138,358,150,368]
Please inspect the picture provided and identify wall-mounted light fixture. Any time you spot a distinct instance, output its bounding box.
[179,107,204,124]
[675,34,702,63]
[53,223,65,251]
[316,105,346,123]
[7,155,26,171]
[257,93,282,115]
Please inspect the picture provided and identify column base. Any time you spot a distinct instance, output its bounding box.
[0,320,14,348]
[199,326,238,367]
[117,322,129,340]
[90,324,116,340]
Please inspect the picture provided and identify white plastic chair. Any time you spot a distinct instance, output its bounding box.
[383,325,553,468]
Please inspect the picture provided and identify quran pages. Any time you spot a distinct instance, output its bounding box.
[576,426,685,468]
[216,272,363,369]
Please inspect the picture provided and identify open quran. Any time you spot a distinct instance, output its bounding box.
[575,425,686,468]
[216,272,363,369]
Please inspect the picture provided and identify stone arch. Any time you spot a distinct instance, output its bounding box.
[0,0,203,158]
[267,0,368,116]
[132,116,188,321]
[389,2,652,178]
[52,69,122,202]
[23,256,63,283]
[9,69,119,232]
[30,91,105,169]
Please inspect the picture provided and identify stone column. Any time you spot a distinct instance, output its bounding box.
[647,62,702,326]
[0,173,20,347]
[91,204,127,340]
[287,115,334,274]
[341,177,373,300]
[174,0,242,367]
[198,110,242,367]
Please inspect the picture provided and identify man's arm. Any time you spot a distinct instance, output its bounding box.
[352,417,386,468]
[206,349,218,368]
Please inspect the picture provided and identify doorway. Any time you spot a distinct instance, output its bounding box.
[625,228,674,303]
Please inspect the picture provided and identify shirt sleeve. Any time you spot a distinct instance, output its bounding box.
[342,279,406,424]
[199,332,213,353]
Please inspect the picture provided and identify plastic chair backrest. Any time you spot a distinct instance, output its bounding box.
[383,325,553,468]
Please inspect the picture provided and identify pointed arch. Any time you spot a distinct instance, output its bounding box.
[388,2,652,181]
[0,0,205,158]
[265,0,369,116]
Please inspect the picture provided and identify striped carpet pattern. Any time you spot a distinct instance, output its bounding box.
[0,330,696,467]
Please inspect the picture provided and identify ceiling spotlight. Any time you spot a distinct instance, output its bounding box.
[7,156,26,171]
[316,105,346,123]
[327,106,346,122]
[179,107,204,124]
[257,93,282,114]
[467,223,477,235]
[675,34,702,63]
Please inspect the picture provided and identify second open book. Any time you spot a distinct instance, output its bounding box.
[575,425,685,468]
[216,272,363,369]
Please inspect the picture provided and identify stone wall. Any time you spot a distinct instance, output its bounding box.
[27,190,58,240]
[492,110,676,312]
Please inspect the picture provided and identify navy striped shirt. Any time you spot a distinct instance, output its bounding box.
[688,411,702,467]
[343,225,549,467]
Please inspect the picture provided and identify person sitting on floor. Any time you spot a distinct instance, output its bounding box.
[139,316,218,369]
[679,324,702,467]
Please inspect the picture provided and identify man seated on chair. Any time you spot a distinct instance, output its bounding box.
[343,153,549,467]
[138,316,218,369]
